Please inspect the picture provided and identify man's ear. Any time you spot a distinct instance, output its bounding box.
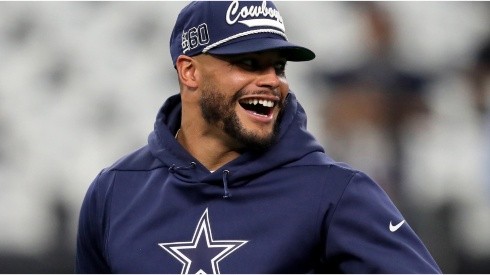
[176,55,198,89]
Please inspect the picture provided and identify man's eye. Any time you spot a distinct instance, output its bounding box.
[237,58,258,70]
[231,57,286,75]
[274,62,286,75]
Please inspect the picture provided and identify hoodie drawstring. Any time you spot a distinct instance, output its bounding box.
[168,163,231,199]
[222,170,231,199]
[168,162,196,173]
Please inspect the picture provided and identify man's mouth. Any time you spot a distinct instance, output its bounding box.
[239,98,277,117]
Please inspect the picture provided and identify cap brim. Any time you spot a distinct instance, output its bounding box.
[206,37,315,62]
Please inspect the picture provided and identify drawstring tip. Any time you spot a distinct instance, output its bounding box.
[222,170,231,199]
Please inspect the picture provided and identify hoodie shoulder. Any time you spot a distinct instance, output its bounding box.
[104,145,164,172]
[317,159,442,273]
[287,151,357,174]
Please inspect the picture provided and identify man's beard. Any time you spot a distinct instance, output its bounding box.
[199,82,283,152]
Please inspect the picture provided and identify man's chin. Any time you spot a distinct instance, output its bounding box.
[221,112,279,152]
[235,130,276,152]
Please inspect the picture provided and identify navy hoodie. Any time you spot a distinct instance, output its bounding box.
[76,92,441,274]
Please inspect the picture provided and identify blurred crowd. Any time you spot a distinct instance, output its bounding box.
[310,3,490,273]
[0,2,488,273]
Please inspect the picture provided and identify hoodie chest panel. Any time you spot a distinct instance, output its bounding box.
[105,166,333,273]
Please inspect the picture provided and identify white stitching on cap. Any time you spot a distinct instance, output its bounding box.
[202,29,288,53]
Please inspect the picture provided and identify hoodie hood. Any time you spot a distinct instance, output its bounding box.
[148,92,325,187]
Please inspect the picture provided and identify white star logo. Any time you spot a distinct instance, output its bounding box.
[159,208,248,274]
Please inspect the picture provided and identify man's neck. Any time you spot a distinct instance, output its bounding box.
[176,126,241,172]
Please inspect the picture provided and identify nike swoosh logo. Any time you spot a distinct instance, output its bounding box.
[389,220,405,232]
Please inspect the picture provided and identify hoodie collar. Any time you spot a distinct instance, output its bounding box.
[148,92,324,185]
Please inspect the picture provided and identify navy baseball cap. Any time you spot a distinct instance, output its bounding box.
[170,0,316,66]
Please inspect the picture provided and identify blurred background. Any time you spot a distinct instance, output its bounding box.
[0,1,488,273]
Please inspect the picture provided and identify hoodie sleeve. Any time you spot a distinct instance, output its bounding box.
[324,170,442,273]
[75,170,114,274]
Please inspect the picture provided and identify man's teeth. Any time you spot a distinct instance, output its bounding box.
[243,99,274,107]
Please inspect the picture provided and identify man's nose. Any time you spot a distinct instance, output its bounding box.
[256,66,281,90]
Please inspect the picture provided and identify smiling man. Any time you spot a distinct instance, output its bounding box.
[75,1,441,274]
[179,52,289,169]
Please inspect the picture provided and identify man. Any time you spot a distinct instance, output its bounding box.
[76,1,441,273]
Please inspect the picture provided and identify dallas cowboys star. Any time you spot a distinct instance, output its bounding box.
[159,209,248,274]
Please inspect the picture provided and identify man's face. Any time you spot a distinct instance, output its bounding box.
[196,51,290,151]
